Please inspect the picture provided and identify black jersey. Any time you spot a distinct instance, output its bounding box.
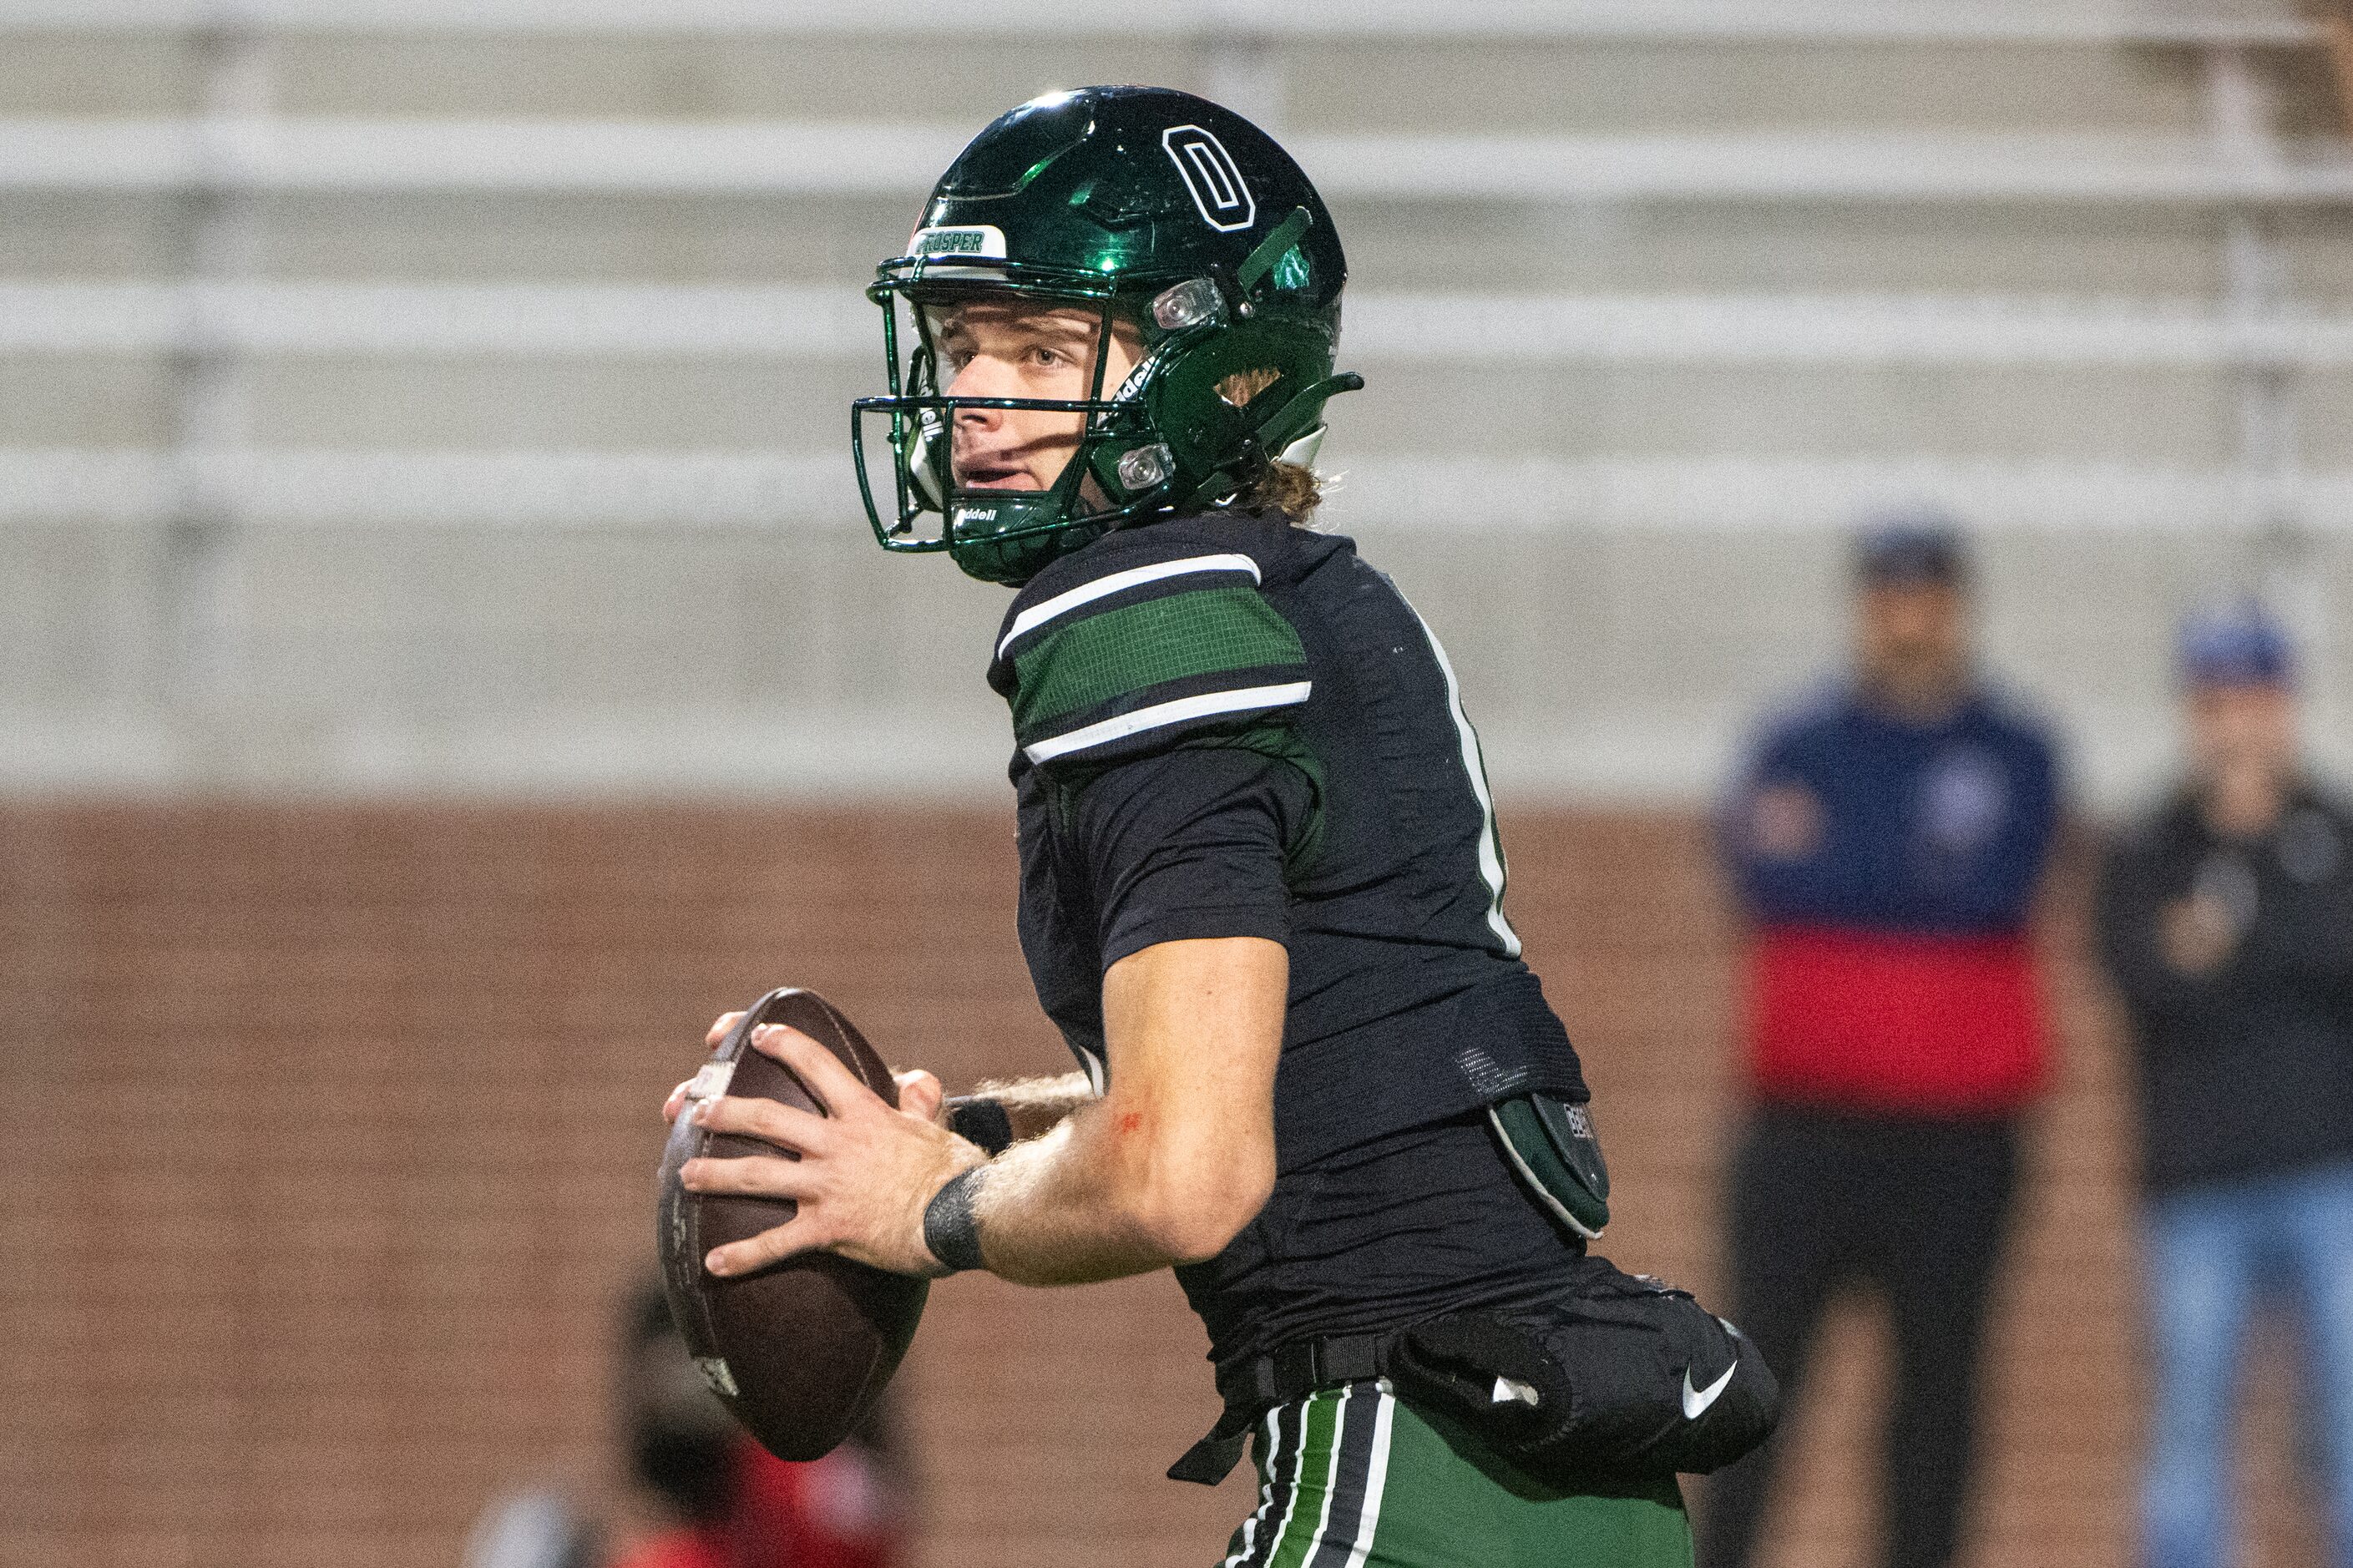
[2096,784,2353,1192]
[988,512,1592,1366]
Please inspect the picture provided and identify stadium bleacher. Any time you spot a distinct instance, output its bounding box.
[2,0,2349,803]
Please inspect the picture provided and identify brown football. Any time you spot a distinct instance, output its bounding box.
[655,988,929,1461]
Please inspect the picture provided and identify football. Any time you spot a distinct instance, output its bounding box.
[655,987,929,1461]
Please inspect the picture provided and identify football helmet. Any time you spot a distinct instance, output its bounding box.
[852,85,1360,586]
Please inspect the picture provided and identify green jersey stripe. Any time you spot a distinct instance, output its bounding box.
[1011,584,1305,737]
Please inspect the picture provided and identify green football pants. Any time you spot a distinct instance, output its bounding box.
[1217,1378,1692,1568]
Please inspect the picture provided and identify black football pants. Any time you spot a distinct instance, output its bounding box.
[1696,1105,2022,1568]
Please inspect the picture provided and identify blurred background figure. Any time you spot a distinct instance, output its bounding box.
[609,1282,908,1568]
[461,1490,601,1568]
[2095,604,2353,1568]
[1701,517,2061,1568]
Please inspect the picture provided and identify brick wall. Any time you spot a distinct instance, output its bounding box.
[0,805,2321,1568]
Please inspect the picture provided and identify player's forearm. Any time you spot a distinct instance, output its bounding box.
[964,1070,1097,1142]
[925,938,1283,1286]
[962,1088,1272,1287]
[954,1116,1173,1285]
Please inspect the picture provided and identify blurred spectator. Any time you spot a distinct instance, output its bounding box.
[1699,515,2061,1568]
[613,1282,908,1568]
[462,1490,600,1568]
[2094,603,2353,1568]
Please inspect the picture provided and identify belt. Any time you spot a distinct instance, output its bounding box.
[1170,1331,1399,1486]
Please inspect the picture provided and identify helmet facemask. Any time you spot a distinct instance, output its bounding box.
[854,262,1166,586]
[853,220,1359,586]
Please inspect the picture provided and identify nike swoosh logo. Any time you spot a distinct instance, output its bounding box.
[1683,1358,1737,1419]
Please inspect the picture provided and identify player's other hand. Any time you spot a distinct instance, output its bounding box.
[661,1014,946,1128]
[660,1009,751,1122]
[678,1023,984,1278]
[893,1069,945,1125]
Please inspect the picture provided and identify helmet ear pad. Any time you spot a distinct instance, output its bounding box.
[907,408,950,508]
[895,344,950,509]
[1096,316,1339,509]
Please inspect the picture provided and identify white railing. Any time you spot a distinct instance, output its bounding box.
[4,281,2349,366]
[0,0,2322,46]
[7,119,2353,204]
[2,447,2332,532]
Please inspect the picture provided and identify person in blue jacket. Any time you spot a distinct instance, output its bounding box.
[1702,515,2062,1568]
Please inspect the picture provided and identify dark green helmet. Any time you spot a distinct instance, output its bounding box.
[851,85,1361,586]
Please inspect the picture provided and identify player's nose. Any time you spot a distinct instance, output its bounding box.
[946,352,1015,409]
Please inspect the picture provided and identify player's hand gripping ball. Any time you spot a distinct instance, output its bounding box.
[655,989,932,1460]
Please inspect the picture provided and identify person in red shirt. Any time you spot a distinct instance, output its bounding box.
[611,1282,905,1568]
[611,1442,899,1568]
[1699,518,2061,1568]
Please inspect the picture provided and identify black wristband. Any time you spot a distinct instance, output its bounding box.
[922,1166,989,1274]
[945,1095,1015,1156]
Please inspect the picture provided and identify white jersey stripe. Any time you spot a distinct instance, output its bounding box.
[1338,1383,1398,1568]
[1021,680,1312,765]
[1405,605,1521,958]
[996,551,1261,660]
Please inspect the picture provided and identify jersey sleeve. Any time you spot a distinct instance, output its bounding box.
[988,546,1311,771]
[1068,743,1317,969]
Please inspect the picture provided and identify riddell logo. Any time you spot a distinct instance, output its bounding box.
[959,507,998,522]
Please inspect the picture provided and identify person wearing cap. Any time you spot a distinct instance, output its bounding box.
[1700,516,2061,1568]
[2094,604,2353,1568]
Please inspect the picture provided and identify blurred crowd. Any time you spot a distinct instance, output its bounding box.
[1706,518,2353,1568]
[463,1282,910,1568]
[460,515,2350,1568]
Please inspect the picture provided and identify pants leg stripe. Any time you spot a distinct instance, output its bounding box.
[1333,1381,1396,1568]
[1300,1382,1387,1568]
[1224,1400,1303,1568]
[1263,1386,1367,1568]
[1283,1384,1354,1568]
[1253,1393,1325,1568]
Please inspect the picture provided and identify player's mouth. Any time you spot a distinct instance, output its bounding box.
[953,455,1040,490]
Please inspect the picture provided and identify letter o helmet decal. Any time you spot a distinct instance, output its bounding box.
[1161,124,1257,233]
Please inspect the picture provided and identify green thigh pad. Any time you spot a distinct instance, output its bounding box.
[1217,1380,1691,1568]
